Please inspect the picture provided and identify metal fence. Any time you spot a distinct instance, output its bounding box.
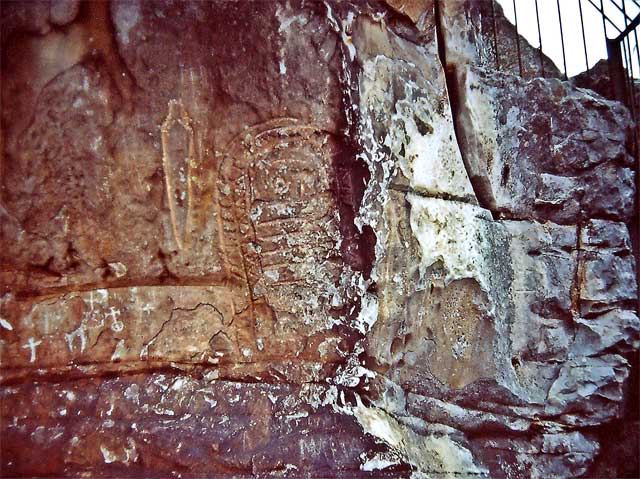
[500,0,640,118]
[598,0,640,118]
[494,0,640,315]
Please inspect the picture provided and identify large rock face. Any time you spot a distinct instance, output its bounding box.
[452,67,635,224]
[1,1,638,478]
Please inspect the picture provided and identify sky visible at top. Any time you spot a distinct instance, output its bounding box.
[496,0,640,78]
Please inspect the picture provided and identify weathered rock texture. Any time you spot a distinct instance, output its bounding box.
[1,1,638,478]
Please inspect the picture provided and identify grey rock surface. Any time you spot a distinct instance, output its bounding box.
[451,66,635,224]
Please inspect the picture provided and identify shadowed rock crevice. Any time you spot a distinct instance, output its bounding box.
[332,138,377,280]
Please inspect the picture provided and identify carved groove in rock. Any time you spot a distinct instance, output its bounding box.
[161,99,196,251]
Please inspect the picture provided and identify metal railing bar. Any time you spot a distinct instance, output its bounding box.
[622,37,631,93]
[622,37,637,118]
[513,0,524,76]
[616,2,640,322]
[600,0,618,99]
[601,0,610,39]
[622,0,635,38]
[535,0,545,77]
[588,0,624,33]
[579,0,590,70]
[557,0,569,79]
[621,34,636,117]
[609,0,635,22]
[491,0,500,70]
[625,37,634,84]
[633,21,640,82]
[614,12,640,41]
[622,0,637,119]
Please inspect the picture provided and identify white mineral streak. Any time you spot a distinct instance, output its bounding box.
[350,396,487,478]
[324,2,356,61]
[111,339,127,361]
[360,455,399,472]
[100,445,117,464]
[407,194,493,292]
[353,291,378,334]
[331,18,509,470]
[275,4,308,33]
[383,78,475,199]
[108,262,128,278]
[112,0,140,46]
[320,10,488,474]
[358,52,476,202]
[100,439,138,465]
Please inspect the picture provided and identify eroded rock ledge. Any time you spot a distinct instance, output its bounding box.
[1,1,638,478]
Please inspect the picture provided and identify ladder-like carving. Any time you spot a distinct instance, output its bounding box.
[217,119,328,293]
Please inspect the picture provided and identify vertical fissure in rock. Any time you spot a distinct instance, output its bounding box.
[326,1,377,281]
[433,0,497,217]
[333,141,376,280]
